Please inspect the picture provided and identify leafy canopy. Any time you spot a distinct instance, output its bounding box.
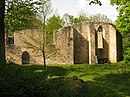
[46,15,62,40]
[5,0,43,35]
[110,0,130,62]
[110,0,128,5]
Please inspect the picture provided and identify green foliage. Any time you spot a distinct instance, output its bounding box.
[69,15,81,24]
[67,11,88,23]
[124,55,130,61]
[115,2,130,36]
[5,0,43,35]
[46,15,62,32]
[78,14,89,23]
[110,0,128,5]
[46,15,62,40]
[124,48,130,62]
[111,1,130,62]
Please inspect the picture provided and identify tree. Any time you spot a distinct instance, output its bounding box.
[62,12,88,25]
[89,0,102,6]
[110,0,130,62]
[37,0,53,66]
[78,10,89,22]
[70,12,112,24]
[46,15,62,40]
[110,0,128,6]
[0,0,6,64]
[22,0,53,67]
[89,13,112,23]
[5,0,39,36]
[37,0,53,27]
[62,13,81,25]
[112,2,130,36]
[69,15,81,24]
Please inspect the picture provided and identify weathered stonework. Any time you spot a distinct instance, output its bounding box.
[5,22,123,65]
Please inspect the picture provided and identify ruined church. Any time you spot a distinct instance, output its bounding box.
[6,22,123,65]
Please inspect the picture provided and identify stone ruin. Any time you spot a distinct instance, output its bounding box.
[5,22,123,65]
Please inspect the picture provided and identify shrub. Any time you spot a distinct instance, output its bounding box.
[124,55,130,61]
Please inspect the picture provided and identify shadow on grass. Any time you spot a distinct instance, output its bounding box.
[1,63,130,97]
[0,64,69,97]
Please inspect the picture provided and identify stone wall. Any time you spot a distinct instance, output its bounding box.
[53,26,74,64]
[6,45,22,64]
[109,25,117,63]
[13,29,44,65]
[5,22,123,65]
[73,23,89,64]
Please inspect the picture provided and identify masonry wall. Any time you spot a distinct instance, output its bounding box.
[5,22,123,65]
[100,24,109,60]
[88,24,96,64]
[13,29,44,65]
[109,25,117,63]
[53,26,74,64]
[73,23,89,64]
[6,45,21,64]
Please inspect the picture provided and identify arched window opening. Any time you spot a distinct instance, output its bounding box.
[22,51,30,64]
[98,26,103,32]
[97,26,103,49]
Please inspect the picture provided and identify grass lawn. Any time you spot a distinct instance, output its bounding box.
[1,63,130,97]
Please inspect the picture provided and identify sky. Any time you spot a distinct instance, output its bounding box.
[51,0,118,22]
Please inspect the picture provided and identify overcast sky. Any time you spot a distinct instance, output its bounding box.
[51,0,118,22]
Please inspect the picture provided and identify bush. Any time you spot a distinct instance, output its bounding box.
[124,55,130,61]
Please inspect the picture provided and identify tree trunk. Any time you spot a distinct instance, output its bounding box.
[43,13,46,67]
[0,0,6,64]
[42,50,46,67]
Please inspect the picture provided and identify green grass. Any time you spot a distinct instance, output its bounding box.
[1,63,130,97]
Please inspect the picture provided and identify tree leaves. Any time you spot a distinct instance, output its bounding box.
[89,0,102,6]
[110,0,129,6]
[112,1,130,61]
[5,0,42,35]
[115,2,130,36]
[46,15,62,40]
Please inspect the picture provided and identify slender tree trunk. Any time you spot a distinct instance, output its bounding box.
[43,9,46,67]
[0,0,6,64]
[42,0,48,67]
[42,49,46,67]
